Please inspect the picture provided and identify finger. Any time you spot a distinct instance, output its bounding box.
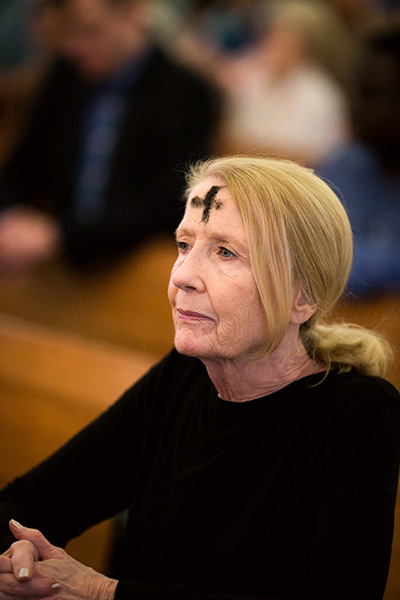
[9,522,57,562]
[8,522,40,581]
[0,573,58,597]
[7,543,36,583]
[0,557,11,574]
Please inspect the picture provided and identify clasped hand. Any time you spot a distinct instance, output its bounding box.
[0,520,117,600]
[0,206,61,279]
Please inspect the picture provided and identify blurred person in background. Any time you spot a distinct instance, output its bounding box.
[0,0,219,278]
[317,26,400,297]
[212,0,354,166]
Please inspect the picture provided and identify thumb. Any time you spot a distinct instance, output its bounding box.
[9,519,58,560]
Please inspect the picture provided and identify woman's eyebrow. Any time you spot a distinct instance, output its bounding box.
[174,226,193,239]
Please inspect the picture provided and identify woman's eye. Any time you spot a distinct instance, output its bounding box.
[220,247,235,258]
[177,241,190,252]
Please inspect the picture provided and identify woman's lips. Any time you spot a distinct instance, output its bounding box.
[177,308,213,322]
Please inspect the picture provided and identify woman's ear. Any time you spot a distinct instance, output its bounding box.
[290,289,316,325]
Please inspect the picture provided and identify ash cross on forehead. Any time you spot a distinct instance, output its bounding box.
[190,185,223,223]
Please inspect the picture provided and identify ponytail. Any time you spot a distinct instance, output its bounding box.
[301,320,393,377]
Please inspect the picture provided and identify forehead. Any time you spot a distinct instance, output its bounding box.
[187,178,227,213]
[183,178,245,232]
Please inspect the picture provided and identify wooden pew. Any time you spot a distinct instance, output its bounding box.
[0,236,177,359]
[0,312,157,572]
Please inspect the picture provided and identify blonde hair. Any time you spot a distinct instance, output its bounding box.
[185,155,392,377]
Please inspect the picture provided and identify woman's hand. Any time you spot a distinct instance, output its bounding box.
[0,542,57,600]
[1,520,118,600]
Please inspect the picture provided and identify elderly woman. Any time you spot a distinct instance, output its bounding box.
[0,156,399,600]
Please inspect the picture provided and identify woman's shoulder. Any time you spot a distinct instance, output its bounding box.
[290,371,400,460]
[326,370,399,400]
[97,349,209,435]
[311,369,400,423]
[122,348,209,402]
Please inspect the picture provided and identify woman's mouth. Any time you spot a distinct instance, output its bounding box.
[177,308,213,322]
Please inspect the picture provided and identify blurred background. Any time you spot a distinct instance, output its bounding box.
[0,0,399,597]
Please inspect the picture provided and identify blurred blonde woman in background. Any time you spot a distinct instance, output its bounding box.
[216,0,355,165]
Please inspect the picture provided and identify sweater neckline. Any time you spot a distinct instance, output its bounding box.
[207,370,333,417]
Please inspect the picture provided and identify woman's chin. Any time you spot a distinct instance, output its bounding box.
[174,338,201,357]
[174,332,211,359]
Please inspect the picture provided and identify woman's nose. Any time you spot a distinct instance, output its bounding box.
[170,249,205,292]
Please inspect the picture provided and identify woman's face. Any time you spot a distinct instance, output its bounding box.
[168,178,268,362]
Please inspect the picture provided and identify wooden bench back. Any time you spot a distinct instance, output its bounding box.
[0,312,156,572]
[0,237,177,359]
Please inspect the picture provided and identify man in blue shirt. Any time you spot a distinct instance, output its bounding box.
[0,0,218,275]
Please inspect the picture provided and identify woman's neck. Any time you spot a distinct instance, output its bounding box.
[201,331,324,403]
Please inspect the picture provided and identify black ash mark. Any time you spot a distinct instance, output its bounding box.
[191,185,223,223]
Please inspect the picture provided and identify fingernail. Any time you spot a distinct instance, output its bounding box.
[18,567,30,579]
[52,583,61,591]
[11,519,24,529]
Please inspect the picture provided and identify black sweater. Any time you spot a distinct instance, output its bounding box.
[1,349,400,600]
